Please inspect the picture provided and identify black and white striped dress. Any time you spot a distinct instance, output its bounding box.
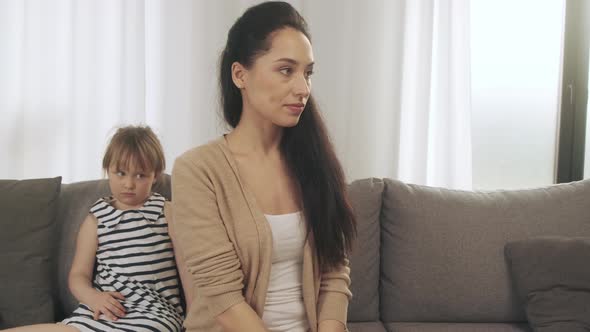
[62,193,184,332]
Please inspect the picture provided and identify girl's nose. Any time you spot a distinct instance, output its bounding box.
[124,178,135,189]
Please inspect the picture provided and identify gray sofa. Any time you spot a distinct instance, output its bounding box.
[2,175,590,331]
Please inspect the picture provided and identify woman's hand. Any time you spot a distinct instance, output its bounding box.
[318,319,347,332]
[86,290,126,321]
[216,301,269,332]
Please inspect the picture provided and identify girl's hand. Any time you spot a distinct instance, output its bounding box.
[87,290,126,321]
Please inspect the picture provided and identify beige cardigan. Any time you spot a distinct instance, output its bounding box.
[170,137,351,332]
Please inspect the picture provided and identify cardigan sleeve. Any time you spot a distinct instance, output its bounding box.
[317,257,352,325]
[165,201,194,312]
[171,154,245,318]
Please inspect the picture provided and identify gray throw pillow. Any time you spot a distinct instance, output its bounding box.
[505,236,590,332]
[0,177,61,328]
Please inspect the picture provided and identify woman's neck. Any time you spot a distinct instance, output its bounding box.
[227,115,283,157]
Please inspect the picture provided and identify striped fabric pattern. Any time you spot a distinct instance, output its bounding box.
[62,193,184,332]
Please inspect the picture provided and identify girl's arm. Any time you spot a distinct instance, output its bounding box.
[68,214,126,321]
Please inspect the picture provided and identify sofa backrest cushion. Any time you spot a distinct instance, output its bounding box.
[380,178,590,323]
[55,175,171,318]
[0,177,61,328]
[347,178,384,322]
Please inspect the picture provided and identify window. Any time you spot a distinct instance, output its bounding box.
[471,0,565,189]
[558,0,590,181]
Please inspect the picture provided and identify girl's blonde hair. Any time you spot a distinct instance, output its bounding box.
[102,125,165,177]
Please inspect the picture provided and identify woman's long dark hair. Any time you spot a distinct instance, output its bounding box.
[219,1,356,271]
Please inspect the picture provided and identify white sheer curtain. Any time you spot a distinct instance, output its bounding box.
[1,0,153,182]
[0,0,227,182]
[1,0,472,189]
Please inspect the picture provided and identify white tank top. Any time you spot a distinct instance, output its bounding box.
[262,211,310,332]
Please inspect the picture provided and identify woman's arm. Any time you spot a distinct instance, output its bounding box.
[172,155,267,332]
[166,202,194,312]
[317,257,352,332]
[216,302,268,332]
[68,214,126,320]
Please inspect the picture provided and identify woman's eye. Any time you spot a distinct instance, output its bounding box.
[279,67,292,75]
[306,70,314,78]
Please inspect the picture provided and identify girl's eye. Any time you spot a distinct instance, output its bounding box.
[279,67,292,76]
[136,174,145,179]
[116,171,124,176]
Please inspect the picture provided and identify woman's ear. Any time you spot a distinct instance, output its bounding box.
[231,61,247,89]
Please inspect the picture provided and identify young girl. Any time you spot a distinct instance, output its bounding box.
[6,125,187,332]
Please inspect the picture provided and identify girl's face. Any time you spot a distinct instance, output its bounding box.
[107,161,156,210]
[234,27,314,128]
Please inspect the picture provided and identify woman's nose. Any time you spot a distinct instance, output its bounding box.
[293,74,311,98]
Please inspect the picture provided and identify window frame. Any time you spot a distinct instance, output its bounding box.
[556,0,590,182]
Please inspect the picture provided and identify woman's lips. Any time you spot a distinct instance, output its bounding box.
[285,104,305,115]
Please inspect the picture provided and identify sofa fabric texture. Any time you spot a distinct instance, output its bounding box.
[348,321,387,332]
[505,236,590,332]
[380,178,590,323]
[384,323,532,332]
[347,178,384,322]
[0,177,62,328]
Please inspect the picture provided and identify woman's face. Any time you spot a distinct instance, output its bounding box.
[235,27,314,128]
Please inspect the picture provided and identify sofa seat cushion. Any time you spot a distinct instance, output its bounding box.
[380,178,590,323]
[505,236,590,332]
[348,321,387,332]
[384,322,532,332]
[0,177,61,328]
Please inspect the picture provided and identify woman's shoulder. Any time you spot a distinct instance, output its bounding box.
[174,136,231,174]
[177,137,225,162]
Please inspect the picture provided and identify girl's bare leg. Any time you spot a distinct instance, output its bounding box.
[2,324,79,332]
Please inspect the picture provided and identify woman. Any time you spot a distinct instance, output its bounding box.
[171,2,355,331]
